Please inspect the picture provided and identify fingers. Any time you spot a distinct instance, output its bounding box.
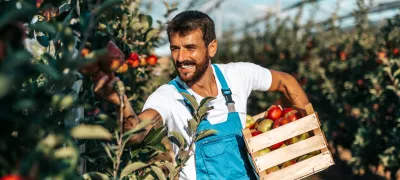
[104,77,119,96]
[94,75,109,93]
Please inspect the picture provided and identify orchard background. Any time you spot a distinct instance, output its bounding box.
[0,0,399,180]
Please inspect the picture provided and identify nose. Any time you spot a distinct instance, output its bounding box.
[177,48,187,62]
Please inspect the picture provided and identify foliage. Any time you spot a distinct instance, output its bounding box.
[216,0,399,179]
[0,0,179,179]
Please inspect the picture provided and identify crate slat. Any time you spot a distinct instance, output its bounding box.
[254,134,327,172]
[246,113,320,153]
[260,151,334,180]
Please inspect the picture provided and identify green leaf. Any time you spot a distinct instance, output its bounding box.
[148,144,167,153]
[383,67,392,76]
[188,119,198,133]
[139,14,152,30]
[144,127,167,145]
[199,96,216,108]
[101,143,114,162]
[83,172,110,180]
[180,92,198,111]
[170,131,186,149]
[151,165,166,180]
[131,21,142,31]
[59,3,72,14]
[198,106,214,120]
[59,94,75,110]
[36,35,50,47]
[393,69,400,78]
[30,22,56,36]
[386,85,396,92]
[130,148,141,158]
[71,125,112,140]
[54,147,77,159]
[162,162,175,173]
[146,29,159,42]
[121,162,148,178]
[196,129,217,141]
[122,120,151,139]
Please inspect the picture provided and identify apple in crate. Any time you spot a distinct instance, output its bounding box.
[245,115,256,129]
[256,147,271,157]
[256,119,274,132]
[264,105,282,121]
[280,159,296,168]
[251,130,262,137]
[265,166,280,174]
[281,107,295,116]
[297,154,314,162]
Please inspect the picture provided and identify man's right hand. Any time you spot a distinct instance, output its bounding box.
[91,69,164,145]
[92,70,127,106]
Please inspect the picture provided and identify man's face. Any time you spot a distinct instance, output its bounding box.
[169,29,211,84]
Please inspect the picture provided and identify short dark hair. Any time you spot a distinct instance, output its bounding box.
[167,10,216,46]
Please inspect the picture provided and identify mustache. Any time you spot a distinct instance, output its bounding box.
[176,60,196,67]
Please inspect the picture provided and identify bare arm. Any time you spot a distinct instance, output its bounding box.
[268,70,310,113]
[93,71,163,144]
[122,104,163,144]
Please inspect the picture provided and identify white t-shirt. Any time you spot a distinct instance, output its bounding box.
[142,62,272,180]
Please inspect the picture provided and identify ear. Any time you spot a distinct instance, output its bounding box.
[207,39,218,58]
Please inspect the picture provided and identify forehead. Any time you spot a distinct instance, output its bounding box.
[170,29,204,45]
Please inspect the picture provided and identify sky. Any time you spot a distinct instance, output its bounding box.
[140,0,400,56]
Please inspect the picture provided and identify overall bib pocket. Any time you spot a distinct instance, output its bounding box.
[199,134,246,180]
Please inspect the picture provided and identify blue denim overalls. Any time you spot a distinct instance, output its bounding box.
[169,64,256,180]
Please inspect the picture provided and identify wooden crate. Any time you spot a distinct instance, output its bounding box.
[242,104,335,180]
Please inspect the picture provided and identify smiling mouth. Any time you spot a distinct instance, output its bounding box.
[177,61,196,70]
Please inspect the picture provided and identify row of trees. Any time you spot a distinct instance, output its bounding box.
[216,0,399,179]
[0,0,186,179]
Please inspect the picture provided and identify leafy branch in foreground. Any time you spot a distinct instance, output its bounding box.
[167,92,217,179]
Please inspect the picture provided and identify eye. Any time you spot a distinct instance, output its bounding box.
[187,46,196,51]
[170,47,179,52]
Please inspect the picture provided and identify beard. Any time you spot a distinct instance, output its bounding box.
[174,51,210,85]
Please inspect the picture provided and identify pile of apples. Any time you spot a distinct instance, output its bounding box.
[245,105,320,174]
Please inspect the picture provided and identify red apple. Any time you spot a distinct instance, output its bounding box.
[280,160,296,168]
[273,117,283,129]
[251,130,262,137]
[256,119,274,132]
[281,107,294,116]
[284,110,301,121]
[264,105,282,121]
[99,40,125,73]
[279,116,292,126]
[146,54,158,66]
[269,141,284,150]
[0,174,23,180]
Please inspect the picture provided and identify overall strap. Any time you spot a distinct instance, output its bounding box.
[168,79,196,115]
[212,64,236,112]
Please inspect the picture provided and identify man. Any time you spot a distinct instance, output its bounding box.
[94,10,309,180]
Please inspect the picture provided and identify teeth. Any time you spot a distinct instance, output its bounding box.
[182,65,194,69]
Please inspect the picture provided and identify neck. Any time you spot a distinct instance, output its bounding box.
[186,64,218,97]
